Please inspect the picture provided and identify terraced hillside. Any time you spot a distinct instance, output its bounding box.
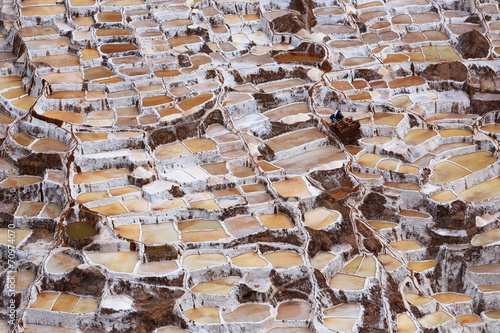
[0,0,500,332]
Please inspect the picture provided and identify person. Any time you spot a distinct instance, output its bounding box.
[335,110,344,122]
[330,110,344,123]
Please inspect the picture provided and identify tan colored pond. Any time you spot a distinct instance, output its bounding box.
[329,273,366,290]
[257,79,305,93]
[183,253,227,270]
[114,224,140,241]
[368,221,398,229]
[192,277,239,295]
[189,199,220,211]
[47,91,84,100]
[179,219,229,242]
[362,136,392,145]
[439,129,472,137]
[405,293,432,306]
[73,169,128,184]
[224,14,242,25]
[231,252,268,267]
[377,254,402,271]
[329,40,364,48]
[31,138,70,153]
[323,303,360,331]
[258,213,293,229]
[201,162,227,175]
[390,240,423,251]
[70,0,95,5]
[73,17,93,26]
[456,314,482,326]
[264,251,303,269]
[25,38,70,51]
[431,293,472,304]
[30,292,98,314]
[273,177,311,198]
[18,26,57,38]
[403,129,437,146]
[358,153,384,168]
[450,151,496,172]
[225,216,263,237]
[81,49,100,61]
[2,88,26,100]
[86,251,138,273]
[373,113,404,126]
[183,137,216,153]
[13,132,35,146]
[481,124,500,133]
[304,208,339,230]
[137,261,178,276]
[458,177,500,202]
[255,161,278,173]
[477,284,500,292]
[275,146,345,175]
[52,293,79,312]
[389,76,426,89]
[397,314,417,333]
[76,132,108,142]
[311,252,335,270]
[34,54,80,68]
[0,176,42,188]
[97,11,122,22]
[15,202,44,217]
[30,292,58,310]
[343,57,375,67]
[276,301,311,320]
[341,255,376,277]
[96,29,132,38]
[430,190,457,203]
[22,5,65,16]
[155,142,191,160]
[378,159,399,171]
[223,304,270,323]
[485,311,500,319]
[398,165,419,174]
[101,43,137,54]
[408,261,436,272]
[43,111,85,125]
[168,36,201,48]
[38,203,61,219]
[143,223,178,244]
[418,311,451,328]
[472,228,500,246]
[430,161,470,185]
[142,95,173,107]
[183,307,220,324]
[12,96,37,111]
[263,103,309,121]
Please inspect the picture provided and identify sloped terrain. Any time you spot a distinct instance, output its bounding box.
[0,0,500,332]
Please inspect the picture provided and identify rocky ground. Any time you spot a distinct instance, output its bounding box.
[0,0,500,332]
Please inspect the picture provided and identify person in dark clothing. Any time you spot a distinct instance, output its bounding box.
[336,110,344,122]
[330,110,344,123]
